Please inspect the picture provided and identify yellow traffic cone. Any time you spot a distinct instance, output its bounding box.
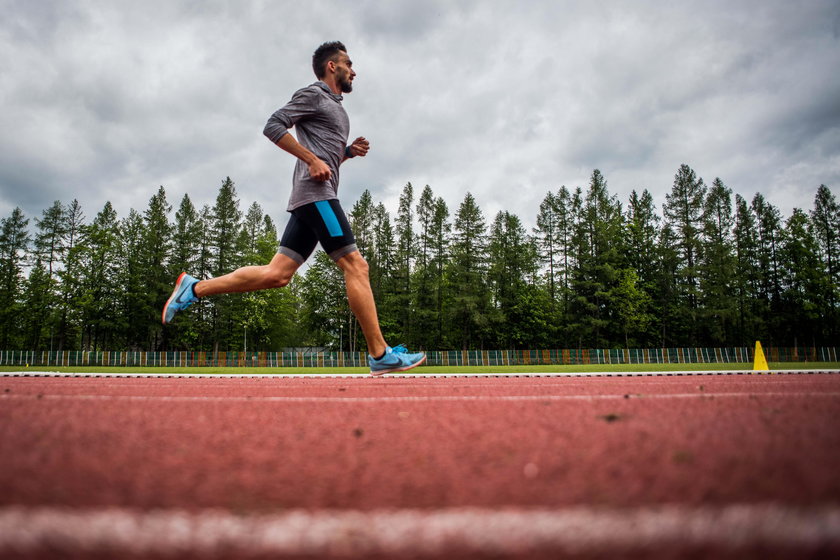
[753,341,770,371]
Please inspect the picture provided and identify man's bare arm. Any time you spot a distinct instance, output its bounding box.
[343,136,370,162]
[275,133,332,182]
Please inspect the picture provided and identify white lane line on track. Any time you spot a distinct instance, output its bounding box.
[3,392,840,403]
[1,504,838,557]
[3,369,839,379]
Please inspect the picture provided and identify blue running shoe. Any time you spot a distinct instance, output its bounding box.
[369,345,426,375]
[162,272,200,324]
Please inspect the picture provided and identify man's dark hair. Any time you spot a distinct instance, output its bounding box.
[312,41,347,79]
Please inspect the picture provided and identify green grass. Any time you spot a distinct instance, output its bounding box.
[1,362,838,375]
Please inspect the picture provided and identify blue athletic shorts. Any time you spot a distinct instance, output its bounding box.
[278,199,357,264]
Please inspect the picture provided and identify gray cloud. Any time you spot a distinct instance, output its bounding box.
[1,0,838,232]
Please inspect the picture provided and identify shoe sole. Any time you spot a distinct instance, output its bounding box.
[162,272,188,325]
[369,354,427,376]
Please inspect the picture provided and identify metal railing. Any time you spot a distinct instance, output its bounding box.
[1,347,837,368]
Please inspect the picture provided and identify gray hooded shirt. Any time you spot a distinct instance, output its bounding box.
[263,81,351,211]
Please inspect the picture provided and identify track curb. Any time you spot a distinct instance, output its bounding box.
[2,369,839,379]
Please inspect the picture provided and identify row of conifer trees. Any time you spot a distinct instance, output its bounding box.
[0,165,837,352]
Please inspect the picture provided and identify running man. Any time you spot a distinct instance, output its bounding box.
[162,41,425,375]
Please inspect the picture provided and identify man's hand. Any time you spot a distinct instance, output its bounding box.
[308,158,332,182]
[347,136,370,158]
[275,133,332,182]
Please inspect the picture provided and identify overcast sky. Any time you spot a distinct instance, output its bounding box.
[2,0,839,234]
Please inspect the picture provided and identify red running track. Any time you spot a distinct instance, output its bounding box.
[1,372,840,559]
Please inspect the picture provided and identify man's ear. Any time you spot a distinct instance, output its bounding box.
[326,60,336,74]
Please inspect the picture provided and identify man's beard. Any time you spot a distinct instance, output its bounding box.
[338,74,353,93]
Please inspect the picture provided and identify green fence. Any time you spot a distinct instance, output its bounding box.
[1,347,837,368]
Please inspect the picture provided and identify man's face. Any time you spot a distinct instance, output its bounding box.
[333,52,355,93]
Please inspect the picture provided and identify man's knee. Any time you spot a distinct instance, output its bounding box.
[266,269,293,288]
[338,251,369,277]
[265,254,299,288]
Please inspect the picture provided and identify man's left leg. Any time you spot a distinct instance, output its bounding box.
[336,250,426,374]
[335,251,387,358]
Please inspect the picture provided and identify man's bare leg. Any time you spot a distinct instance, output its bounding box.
[336,251,387,358]
[194,253,300,297]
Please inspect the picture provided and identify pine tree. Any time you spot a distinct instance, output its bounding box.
[488,211,541,348]
[349,190,377,261]
[393,182,415,341]
[612,267,653,348]
[32,201,70,348]
[448,192,489,348]
[170,194,202,276]
[552,186,580,345]
[625,189,659,345]
[570,170,626,347]
[143,187,173,349]
[56,199,87,349]
[429,196,451,347]
[211,178,241,276]
[625,190,660,288]
[75,202,121,350]
[752,193,784,343]
[535,191,559,301]
[21,260,51,349]
[167,194,204,347]
[372,202,398,340]
[34,201,68,279]
[190,204,214,348]
[654,222,682,346]
[239,202,267,266]
[208,178,243,351]
[698,178,737,344]
[810,184,840,339]
[416,186,434,272]
[196,205,213,280]
[779,208,823,345]
[369,203,392,296]
[0,208,30,348]
[412,185,437,348]
[118,209,147,349]
[65,200,85,254]
[258,215,279,262]
[811,185,840,283]
[662,164,706,343]
[733,194,762,343]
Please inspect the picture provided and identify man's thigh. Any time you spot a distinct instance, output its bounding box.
[279,199,358,263]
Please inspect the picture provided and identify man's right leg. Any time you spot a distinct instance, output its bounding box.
[195,211,315,297]
[194,253,299,297]
[162,254,300,324]
[163,212,315,324]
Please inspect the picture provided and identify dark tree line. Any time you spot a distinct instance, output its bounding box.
[1,166,838,352]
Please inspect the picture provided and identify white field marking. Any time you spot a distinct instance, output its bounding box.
[0,504,838,557]
[2,391,840,404]
[3,369,839,379]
